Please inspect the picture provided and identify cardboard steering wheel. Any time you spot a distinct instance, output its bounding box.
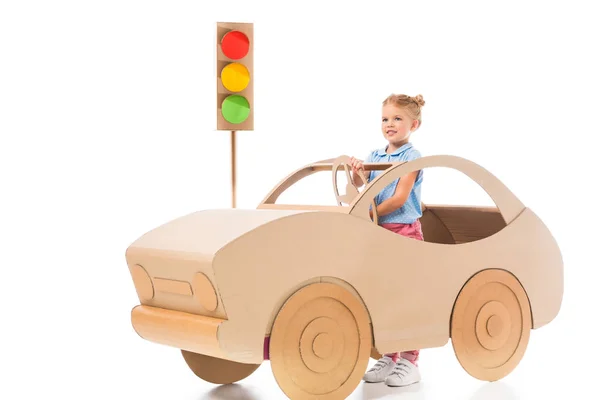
[332,156,378,225]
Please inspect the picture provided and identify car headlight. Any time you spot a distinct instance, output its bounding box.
[193,272,218,312]
[129,264,154,302]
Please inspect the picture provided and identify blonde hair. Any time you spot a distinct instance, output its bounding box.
[383,94,426,128]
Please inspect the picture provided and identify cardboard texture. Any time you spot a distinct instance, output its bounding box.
[216,22,254,131]
[182,350,260,384]
[126,155,563,399]
[333,155,378,224]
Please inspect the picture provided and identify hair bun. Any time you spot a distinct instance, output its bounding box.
[412,94,425,107]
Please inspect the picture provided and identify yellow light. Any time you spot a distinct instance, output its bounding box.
[221,62,250,92]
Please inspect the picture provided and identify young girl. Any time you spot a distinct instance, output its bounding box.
[350,93,425,387]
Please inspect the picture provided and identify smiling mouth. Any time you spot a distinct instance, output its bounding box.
[386,130,397,135]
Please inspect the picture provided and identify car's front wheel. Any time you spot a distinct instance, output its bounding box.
[269,282,371,399]
[181,351,260,384]
[370,347,383,360]
[450,269,532,381]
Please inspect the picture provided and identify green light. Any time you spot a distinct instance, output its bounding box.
[221,95,250,124]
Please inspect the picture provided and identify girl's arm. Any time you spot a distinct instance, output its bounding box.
[370,171,419,217]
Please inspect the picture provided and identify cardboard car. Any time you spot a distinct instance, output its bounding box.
[126,155,563,399]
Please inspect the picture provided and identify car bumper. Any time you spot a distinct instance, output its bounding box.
[131,305,227,360]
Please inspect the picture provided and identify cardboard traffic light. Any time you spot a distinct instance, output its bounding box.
[216,22,254,131]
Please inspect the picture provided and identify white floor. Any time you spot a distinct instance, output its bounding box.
[29,301,591,400]
[111,329,591,400]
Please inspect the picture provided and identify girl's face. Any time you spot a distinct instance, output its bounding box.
[381,104,419,145]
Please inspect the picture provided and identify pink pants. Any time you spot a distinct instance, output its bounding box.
[380,220,423,365]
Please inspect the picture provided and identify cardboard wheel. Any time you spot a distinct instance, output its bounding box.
[370,347,383,360]
[181,350,260,384]
[270,283,371,399]
[451,269,532,381]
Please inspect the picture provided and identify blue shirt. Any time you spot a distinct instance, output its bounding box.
[365,142,423,224]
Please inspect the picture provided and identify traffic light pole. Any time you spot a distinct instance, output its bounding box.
[231,130,236,208]
[217,22,253,209]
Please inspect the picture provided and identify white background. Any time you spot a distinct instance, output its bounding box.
[1,0,598,399]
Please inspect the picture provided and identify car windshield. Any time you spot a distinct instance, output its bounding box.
[275,167,342,206]
[259,159,399,210]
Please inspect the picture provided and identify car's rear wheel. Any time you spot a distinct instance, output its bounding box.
[181,350,260,384]
[450,269,532,381]
[269,282,371,399]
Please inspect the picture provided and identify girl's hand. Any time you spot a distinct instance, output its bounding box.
[349,156,368,187]
[349,156,364,174]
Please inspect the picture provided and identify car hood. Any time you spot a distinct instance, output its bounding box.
[126,208,310,263]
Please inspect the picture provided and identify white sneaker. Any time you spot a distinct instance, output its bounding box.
[362,355,396,383]
[385,358,421,387]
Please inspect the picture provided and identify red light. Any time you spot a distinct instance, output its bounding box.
[221,30,250,60]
